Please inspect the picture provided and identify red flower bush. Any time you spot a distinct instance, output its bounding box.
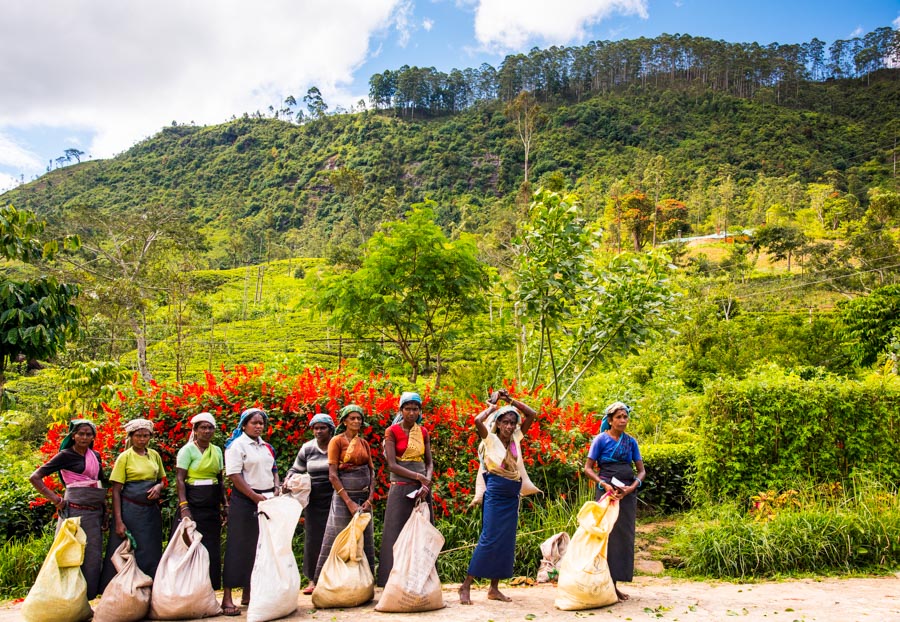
[38,364,600,517]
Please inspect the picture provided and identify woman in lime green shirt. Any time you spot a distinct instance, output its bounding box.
[100,418,166,590]
[174,412,226,589]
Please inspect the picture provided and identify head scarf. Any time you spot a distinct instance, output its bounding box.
[309,413,336,432]
[488,404,521,433]
[336,404,365,434]
[225,407,268,449]
[59,419,97,451]
[392,391,423,425]
[123,418,154,448]
[601,401,631,433]
[188,412,216,443]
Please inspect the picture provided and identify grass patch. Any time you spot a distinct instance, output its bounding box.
[669,476,900,579]
[0,527,54,599]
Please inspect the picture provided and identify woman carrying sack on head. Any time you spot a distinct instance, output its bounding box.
[377,391,434,587]
[29,419,108,600]
[173,411,226,591]
[284,412,336,595]
[584,401,645,602]
[100,418,167,590]
[313,404,376,584]
[459,389,539,605]
[221,407,280,616]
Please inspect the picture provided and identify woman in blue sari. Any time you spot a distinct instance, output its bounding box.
[459,389,538,605]
[584,401,645,601]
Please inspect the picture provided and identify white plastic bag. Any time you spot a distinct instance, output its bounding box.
[376,502,444,612]
[312,511,375,608]
[283,472,312,508]
[149,517,221,619]
[554,496,620,611]
[536,531,570,583]
[22,517,92,622]
[93,539,153,622]
[247,495,303,622]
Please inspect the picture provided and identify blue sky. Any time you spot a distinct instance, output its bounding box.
[1,0,897,192]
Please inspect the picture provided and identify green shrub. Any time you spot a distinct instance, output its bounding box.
[0,476,54,541]
[670,477,900,578]
[0,527,53,598]
[695,373,900,501]
[640,443,696,514]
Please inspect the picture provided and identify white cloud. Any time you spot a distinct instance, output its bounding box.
[0,171,23,192]
[893,14,899,29]
[0,132,42,170]
[849,26,864,37]
[0,0,402,162]
[473,0,648,50]
[423,18,435,32]
[393,0,415,47]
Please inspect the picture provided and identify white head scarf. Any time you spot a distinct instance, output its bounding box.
[189,412,216,443]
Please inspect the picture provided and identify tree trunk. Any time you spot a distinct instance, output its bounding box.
[129,312,153,383]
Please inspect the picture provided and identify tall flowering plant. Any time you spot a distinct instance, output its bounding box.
[36,364,601,517]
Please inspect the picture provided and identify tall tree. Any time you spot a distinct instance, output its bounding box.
[505,90,544,184]
[320,205,491,383]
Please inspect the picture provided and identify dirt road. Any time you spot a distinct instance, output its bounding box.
[3,575,899,622]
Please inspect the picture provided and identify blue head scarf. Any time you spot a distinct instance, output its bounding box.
[601,401,631,433]
[309,413,336,432]
[391,391,423,425]
[225,407,268,449]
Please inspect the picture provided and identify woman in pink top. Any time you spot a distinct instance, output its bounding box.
[30,419,107,599]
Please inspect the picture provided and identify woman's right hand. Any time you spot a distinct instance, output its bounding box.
[346,499,360,514]
[253,493,267,505]
[115,519,127,539]
[180,506,193,520]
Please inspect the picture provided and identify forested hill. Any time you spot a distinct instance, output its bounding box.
[2,47,898,268]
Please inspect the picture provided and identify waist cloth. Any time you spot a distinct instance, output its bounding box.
[313,465,375,583]
[171,482,223,589]
[467,471,522,579]
[100,479,163,592]
[595,460,637,582]
[60,485,106,599]
[377,459,433,586]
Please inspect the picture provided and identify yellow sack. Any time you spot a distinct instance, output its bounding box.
[375,502,444,612]
[312,511,374,608]
[554,496,620,611]
[22,516,92,622]
[93,539,153,622]
[149,518,222,619]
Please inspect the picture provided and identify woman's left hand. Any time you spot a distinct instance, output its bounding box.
[360,499,373,513]
[146,483,163,500]
[415,485,430,501]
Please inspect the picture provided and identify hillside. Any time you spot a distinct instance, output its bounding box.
[3,71,897,267]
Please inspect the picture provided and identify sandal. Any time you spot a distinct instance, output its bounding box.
[221,605,241,616]
[303,582,315,595]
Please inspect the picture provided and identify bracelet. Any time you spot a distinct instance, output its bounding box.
[635,479,642,487]
[335,488,345,495]
[179,501,189,506]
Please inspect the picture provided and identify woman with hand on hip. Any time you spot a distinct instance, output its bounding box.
[30,419,107,599]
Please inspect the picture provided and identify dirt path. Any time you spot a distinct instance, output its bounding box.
[3,575,898,622]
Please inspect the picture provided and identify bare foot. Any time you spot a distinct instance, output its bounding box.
[458,584,472,605]
[487,587,512,602]
[615,587,630,601]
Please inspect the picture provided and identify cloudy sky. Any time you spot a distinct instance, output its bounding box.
[1,0,897,191]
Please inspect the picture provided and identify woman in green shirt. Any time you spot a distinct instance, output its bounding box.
[174,412,226,589]
[100,418,166,590]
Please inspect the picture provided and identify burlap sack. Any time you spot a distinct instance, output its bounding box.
[93,539,153,622]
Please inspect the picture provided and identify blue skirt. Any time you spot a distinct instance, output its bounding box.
[467,472,522,579]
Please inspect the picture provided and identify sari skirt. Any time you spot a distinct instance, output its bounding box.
[376,461,432,586]
[467,472,522,579]
[172,483,223,589]
[313,466,375,583]
[60,486,106,599]
[595,461,637,582]
[101,480,163,590]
